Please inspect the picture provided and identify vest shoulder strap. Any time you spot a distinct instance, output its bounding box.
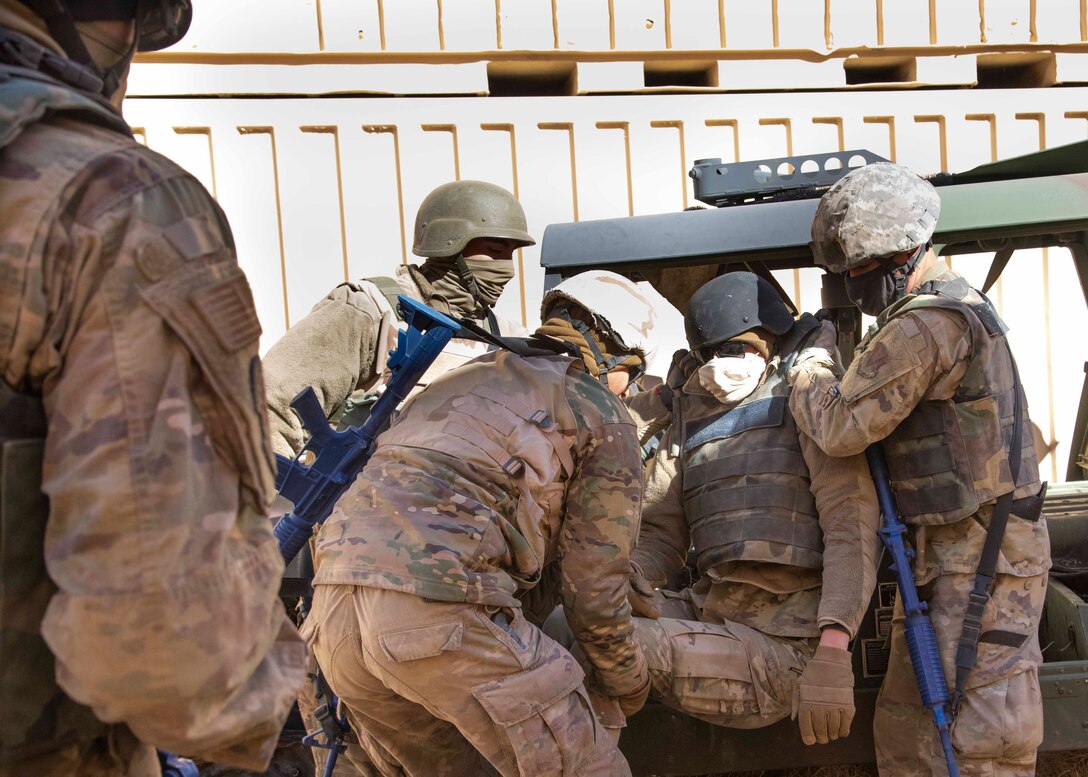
[364,276,404,318]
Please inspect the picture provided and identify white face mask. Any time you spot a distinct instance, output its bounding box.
[697,351,767,405]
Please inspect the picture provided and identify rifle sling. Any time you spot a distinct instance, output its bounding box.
[950,341,1024,715]
[456,316,581,360]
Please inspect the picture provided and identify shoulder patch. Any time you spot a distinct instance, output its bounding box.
[841,320,922,403]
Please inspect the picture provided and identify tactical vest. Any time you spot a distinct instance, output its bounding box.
[679,316,824,576]
[874,276,1042,525]
[354,353,584,599]
[0,65,126,766]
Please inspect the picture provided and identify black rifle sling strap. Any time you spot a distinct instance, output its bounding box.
[456,315,581,361]
[950,343,1024,716]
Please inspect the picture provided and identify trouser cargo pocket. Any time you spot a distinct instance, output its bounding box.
[472,650,597,777]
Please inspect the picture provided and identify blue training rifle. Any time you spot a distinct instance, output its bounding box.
[272,295,461,777]
[866,443,960,777]
[273,295,461,564]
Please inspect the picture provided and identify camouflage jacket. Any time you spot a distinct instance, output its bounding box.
[790,267,1051,585]
[262,265,526,457]
[633,321,881,639]
[312,351,649,699]
[0,59,305,773]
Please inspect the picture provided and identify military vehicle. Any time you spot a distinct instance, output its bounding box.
[538,141,1088,775]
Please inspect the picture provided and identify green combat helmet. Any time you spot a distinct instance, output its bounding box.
[413,180,535,258]
[811,162,940,274]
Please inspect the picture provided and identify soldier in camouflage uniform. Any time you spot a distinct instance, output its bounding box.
[304,271,656,777]
[788,162,1050,776]
[263,179,533,458]
[626,271,881,744]
[0,2,307,776]
[264,180,534,777]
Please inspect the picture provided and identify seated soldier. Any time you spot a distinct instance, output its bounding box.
[628,271,881,745]
[304,271,660,777]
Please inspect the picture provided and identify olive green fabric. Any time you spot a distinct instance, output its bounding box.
[412,180,534,258]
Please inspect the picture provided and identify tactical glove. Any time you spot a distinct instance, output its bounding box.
[787,346,836,384]
[627,561,662,619]
[792,645,855,745]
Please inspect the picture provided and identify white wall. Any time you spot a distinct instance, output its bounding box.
[125,0,1088,481]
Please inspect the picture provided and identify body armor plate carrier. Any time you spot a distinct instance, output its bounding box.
[680,315,824,576]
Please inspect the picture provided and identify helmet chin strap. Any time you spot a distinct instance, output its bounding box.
[890,241,930,300]
[552,309,637,386]
[454,254,484,313]
[19,0,135,98]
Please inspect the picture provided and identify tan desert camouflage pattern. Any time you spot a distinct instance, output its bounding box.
[875,568,1046,776]
[630,593,811,730]
[308,585,631,777]
[626,323,878,732]
[789,267,1050,774]
[873,276,1043,526]
[540,270,660,365]
[634,322,881,640]
[263,264,526,458]
[623,383,674,446]
[313,349,648,703]
[789,268,1050,582]
[811,162,941,274]
[0,70,306,774]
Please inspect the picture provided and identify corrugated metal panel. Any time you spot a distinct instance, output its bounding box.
[123,88,1088,480]
[166,0,1084,54]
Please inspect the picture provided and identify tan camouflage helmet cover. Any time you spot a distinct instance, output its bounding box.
[541,270,657,366]
[811,162,941,273]
[412,180,535,257]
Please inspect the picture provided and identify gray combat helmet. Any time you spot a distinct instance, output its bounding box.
[811,162,941,274]
[413,180,535,258]
[685,271,794,353]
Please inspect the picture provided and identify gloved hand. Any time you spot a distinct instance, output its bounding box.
[615,671,652,717]
[792,645,855,745]
[787,345,836,384]
[788,320,839,383]
[627,561,662,619]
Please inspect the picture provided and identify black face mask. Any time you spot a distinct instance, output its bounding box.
[843,245,927,316]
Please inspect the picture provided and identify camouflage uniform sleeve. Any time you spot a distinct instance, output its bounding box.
[37,148,306,770]
[623,385,673,447]
[789,309,971,457]
[262,283,385,457]
[630,426,689,586]
[559,416,649,700]
[798,432,882,637]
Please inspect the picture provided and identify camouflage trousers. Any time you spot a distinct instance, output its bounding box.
[874,570,1047,777]
[308,584,630,777]
[631,593,811,729]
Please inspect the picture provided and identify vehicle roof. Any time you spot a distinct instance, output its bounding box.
[539,141,1088,278]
